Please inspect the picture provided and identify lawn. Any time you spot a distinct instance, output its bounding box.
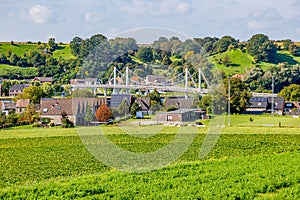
[0,43,39,57]
[53,44,75,60]
[0,123,299,199]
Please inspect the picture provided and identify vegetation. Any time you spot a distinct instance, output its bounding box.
[95,104,112,122]
[0,125,299,199]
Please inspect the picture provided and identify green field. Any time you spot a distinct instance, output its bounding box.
[0,64,38,78]
[0,42,74,60]
[0,115,299,199]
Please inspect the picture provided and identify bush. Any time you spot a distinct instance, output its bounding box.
[61,118,74,128]
[32,122,41,127]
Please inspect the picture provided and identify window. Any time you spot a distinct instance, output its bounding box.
[42,108,48,113]
[258,103,262,106]
[167,115,173,121]
[57,106,61,110]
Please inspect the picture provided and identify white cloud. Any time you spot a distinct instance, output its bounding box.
[246,8,282,30]
[29,5,52,24]
[175,2,189,14]
[84,11,102,23]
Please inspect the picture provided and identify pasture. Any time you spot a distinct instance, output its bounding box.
[0,115,299,199]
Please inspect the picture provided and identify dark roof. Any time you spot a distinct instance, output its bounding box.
[110,94,131,108]
[16,99,30,108]
[9,84,31,91]
[40,98,106,116]
[135,97,150,110]
[249,97,268,109]
[267,96,284,110]
[165,97,195,109]
[160,109,200,114]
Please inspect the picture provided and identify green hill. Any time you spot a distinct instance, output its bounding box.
[209,49,300,76]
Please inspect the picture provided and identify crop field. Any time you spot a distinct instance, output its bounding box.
[0,118,299,199]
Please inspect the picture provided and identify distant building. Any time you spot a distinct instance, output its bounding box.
[156,109,205,122]
[0,100,16,115]
[284,102,300,115]
[70,78,98,85]
[246,96,285,114]
[110,94,132,108]
[15,99,30,114]
[146,75,166,85]
[165,97,195,109]
[9,84,31,96]
[33,77,53,83]
[135,97,150,111]
[40,98,107,126]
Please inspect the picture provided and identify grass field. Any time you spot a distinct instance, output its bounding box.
[0,115,299,199]
[52,44,75,60]
[0,64,38,78]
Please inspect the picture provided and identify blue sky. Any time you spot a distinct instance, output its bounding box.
[1,0,300,43]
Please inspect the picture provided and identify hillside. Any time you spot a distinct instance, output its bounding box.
[209,49,300,76]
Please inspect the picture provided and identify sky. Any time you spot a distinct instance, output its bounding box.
[1,0,300,43]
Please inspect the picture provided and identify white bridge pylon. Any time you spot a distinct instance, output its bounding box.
[72,66,209,97]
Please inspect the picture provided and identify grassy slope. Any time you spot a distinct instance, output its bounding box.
[52,44,75,60]
[209,49,300,76]
[0,64,38,77]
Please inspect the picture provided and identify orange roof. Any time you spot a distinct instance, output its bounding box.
[16,99,30,108]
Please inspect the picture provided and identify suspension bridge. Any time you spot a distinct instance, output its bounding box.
[71,67,209,98]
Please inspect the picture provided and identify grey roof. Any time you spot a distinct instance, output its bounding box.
[9,84,31,91]
[165,97,195,109]
[110,94,131,108]
[249,97,268,109]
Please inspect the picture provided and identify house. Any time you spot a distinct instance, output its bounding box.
[267,96,285,114]
[15,99,30,114]
[146,75,166,85]
[70,78,99,85]
[40,98,107,126]
[156,109,205,122]
[246,96,285,114]
[0,100,16,115]
[135,97,150,111]
[284,102,300,115]
[33,77,53,83]
[110,94,132,108]
[246,97,268,113]
[9,84,31,96]
[165,97,195,109]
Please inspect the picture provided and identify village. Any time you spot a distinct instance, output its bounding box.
[0,73,299,128]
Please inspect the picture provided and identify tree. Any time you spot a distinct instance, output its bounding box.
[48,38,57,52]
[24,104,39,124]
[61,110,74,128]
[70,36,83,56]
[279,84,300,101]
[246,34,276,62]
[130,102,141,117]
[288,43,300,56]
[84,104,93,125]
[224,78,252,114]
[95,104,112,122]
[136,47,153,63]
[215,36,238,53]
[71,89,94,98]
[17,86,44,104]
[222,54,231,67]
[118,98,130,118]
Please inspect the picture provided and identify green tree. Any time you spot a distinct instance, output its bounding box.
[224,78,252,114]
[84,104,93,124]
[71,89,94,98]
[136,47,154,63]
[10,53,19,65]
[130,102,141,117]
[48,38,57,52]
[118,98,130,118]
[246,34,276,62]
[279,84,300,101]
[215,36,238,53]
[24,104,39,124]
[222,54,231,67]
[70,36,83,56]
[17,86,44,104]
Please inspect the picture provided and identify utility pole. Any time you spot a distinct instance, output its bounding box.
[198,68,202,92]
[185,67,188,99]
[228,76,230,126]
[271,76,274,117]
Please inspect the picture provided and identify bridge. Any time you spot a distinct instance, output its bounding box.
[71,67,209,98]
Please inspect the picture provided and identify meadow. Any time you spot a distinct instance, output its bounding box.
[0,115,299,199]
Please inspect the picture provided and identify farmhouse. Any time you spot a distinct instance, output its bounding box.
[33,77,53,83]
[40,98,106,126]
[246,96,285,114]
[0,100,16,115]
[156,109,205,122]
